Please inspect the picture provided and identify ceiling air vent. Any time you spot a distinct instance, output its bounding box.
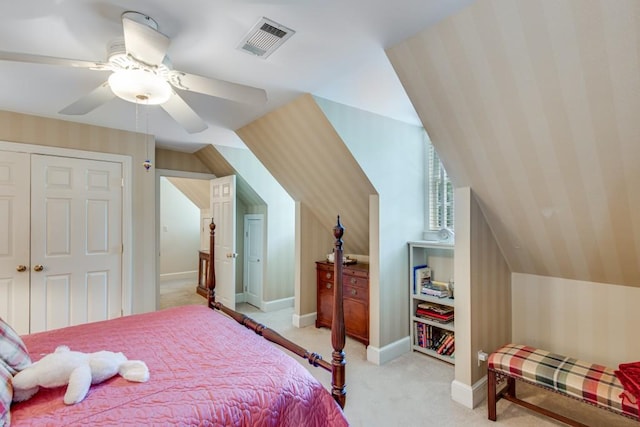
[237,17,295,59]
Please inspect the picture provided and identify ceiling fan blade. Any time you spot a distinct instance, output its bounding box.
[59,81,115,115]
[161,91,208,134]
[122,16,170,65]
[169,70,267,105]
[0,50,108,69]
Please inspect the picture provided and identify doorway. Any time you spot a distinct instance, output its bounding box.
[155,169,214,309]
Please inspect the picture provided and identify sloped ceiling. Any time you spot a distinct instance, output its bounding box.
[195,145,265,208]
[236,94,376,255]
[165,177,209,209]
[388,0,640,287]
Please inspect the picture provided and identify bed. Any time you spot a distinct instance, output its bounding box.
[4,218,350,426]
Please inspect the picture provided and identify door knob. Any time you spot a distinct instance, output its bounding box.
[16,265,27,272]
[33,265,44,272]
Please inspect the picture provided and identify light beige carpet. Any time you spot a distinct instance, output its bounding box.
[160,281,636,427]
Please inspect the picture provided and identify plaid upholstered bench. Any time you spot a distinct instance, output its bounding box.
[487,344,639,426]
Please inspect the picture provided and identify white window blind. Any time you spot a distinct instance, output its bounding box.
[427,143,454,231]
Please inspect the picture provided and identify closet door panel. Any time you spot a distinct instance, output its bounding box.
[0,151,30,334]
[30,155,123,333]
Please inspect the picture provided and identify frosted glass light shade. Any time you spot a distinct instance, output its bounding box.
[108,69,172,105]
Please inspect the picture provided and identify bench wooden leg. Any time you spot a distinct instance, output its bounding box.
[488,369,497,421]
[506,376,516,398]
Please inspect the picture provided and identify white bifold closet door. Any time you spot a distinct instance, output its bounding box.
[0,150,123,334]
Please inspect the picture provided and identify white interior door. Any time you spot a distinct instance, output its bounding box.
[29,154,123,333]
[244,214,264,308]
[0,152,31,334]
[210,175,236,308]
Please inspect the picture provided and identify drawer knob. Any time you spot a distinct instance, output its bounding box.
[350,289,357,296]
[325,272,331,279]
[326,282,332,289]
[350,278,357,284]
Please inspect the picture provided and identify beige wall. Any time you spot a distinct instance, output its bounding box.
[387,0,640,288]
[296,203,334,315]
[455,187,511,403]
[0,110,157,314]
[156,148,210,174]
[512,273,640,368]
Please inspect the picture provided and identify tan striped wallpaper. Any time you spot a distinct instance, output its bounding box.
[195,145,265,208]
[387,0,640,288]
[454,187,511,388]
[237,94,376,256]
[156,148,211,174]
[166,177,210,209]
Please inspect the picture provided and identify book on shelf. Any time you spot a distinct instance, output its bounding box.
[417,302,453,314]
[413,265,431,294]
[436,333,454,354]
[420,281,450,298]
[416,302,454,323]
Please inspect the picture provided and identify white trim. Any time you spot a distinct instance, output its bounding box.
[263,296,293,312]
[0,140,134,316]
[451,377,487,409]
[236,292,246,304]
[366,336,411,365]
[293,311,316,328]
[159,271,198,281]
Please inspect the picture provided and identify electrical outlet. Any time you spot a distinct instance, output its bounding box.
[477,350,488,366]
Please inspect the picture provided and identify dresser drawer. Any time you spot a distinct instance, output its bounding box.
[316,261,370,346]
[343,274,367,290]
[344,282,368,302]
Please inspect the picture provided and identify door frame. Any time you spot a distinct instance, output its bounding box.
[243,213,264,308]
[155,169,216,309]
[0,140,133,314]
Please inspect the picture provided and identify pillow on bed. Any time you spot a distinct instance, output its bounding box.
[0,317,31,374]
[1,360,12,427]
[0,318,30,426]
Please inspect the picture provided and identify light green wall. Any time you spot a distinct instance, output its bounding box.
[215,145,296,301]
[315,97,426,347]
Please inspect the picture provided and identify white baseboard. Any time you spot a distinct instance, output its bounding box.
[293,311,316,328]
[236,293,246,304]
[262,297,294,312]
[160,271,197,281]
[366,336,411,365]
[451,376,487,409]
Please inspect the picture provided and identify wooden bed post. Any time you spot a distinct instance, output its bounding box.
[207,220,216,308]
[205,215,347,410]
[331,216,347,408]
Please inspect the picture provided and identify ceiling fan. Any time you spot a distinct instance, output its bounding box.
[0,11,268,134]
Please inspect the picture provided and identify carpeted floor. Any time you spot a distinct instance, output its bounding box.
[160,280,637,427]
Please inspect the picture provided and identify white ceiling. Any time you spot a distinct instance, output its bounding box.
[0,0,475,152]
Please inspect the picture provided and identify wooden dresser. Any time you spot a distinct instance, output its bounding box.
[316,261,369,346]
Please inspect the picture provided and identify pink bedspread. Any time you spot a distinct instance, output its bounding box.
[11,305,349,426]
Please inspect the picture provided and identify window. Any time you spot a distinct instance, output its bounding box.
[426,143,454,231]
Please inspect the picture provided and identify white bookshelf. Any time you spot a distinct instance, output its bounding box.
[408,241,455,364]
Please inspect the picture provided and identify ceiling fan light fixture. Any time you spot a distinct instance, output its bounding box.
[108,69,171,105]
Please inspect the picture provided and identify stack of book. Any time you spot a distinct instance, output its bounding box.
[414,323,455,357]
[420,280,450,298]
[415,302,454,324]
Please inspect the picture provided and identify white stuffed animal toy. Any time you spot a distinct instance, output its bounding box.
[12,346,149,405]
